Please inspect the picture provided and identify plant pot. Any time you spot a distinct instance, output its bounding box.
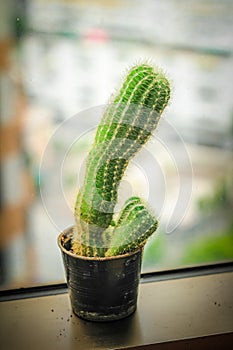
[58,226,142,322]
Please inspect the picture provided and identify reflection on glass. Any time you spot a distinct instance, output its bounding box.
[0,0,233,289]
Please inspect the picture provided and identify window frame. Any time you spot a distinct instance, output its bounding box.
[1,260,232,301]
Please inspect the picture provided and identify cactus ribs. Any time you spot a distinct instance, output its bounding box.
[73,63,170,257]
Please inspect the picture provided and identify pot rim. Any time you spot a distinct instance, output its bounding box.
[58,226,142,261]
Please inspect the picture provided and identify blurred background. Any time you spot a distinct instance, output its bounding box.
[0,0,233,289]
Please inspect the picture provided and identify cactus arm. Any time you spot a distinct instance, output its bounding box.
[116,196,142,225]
[105,198,158,257]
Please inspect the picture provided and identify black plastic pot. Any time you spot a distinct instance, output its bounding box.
[58,227,142,322]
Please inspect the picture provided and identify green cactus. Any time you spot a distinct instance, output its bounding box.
[73,63,170,257]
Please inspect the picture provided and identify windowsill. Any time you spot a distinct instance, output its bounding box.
[0,268,233,349]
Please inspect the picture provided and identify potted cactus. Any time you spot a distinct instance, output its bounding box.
[58,62,170,321]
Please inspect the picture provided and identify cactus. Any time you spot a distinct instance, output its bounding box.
[73,63,170,257]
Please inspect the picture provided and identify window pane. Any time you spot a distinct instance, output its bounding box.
[0,0,233,289]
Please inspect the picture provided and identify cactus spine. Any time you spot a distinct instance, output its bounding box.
[73,63,170,257]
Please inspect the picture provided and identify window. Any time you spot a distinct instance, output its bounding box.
[1,0,233,290]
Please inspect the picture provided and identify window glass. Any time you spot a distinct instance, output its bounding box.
[0,0,233,289]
